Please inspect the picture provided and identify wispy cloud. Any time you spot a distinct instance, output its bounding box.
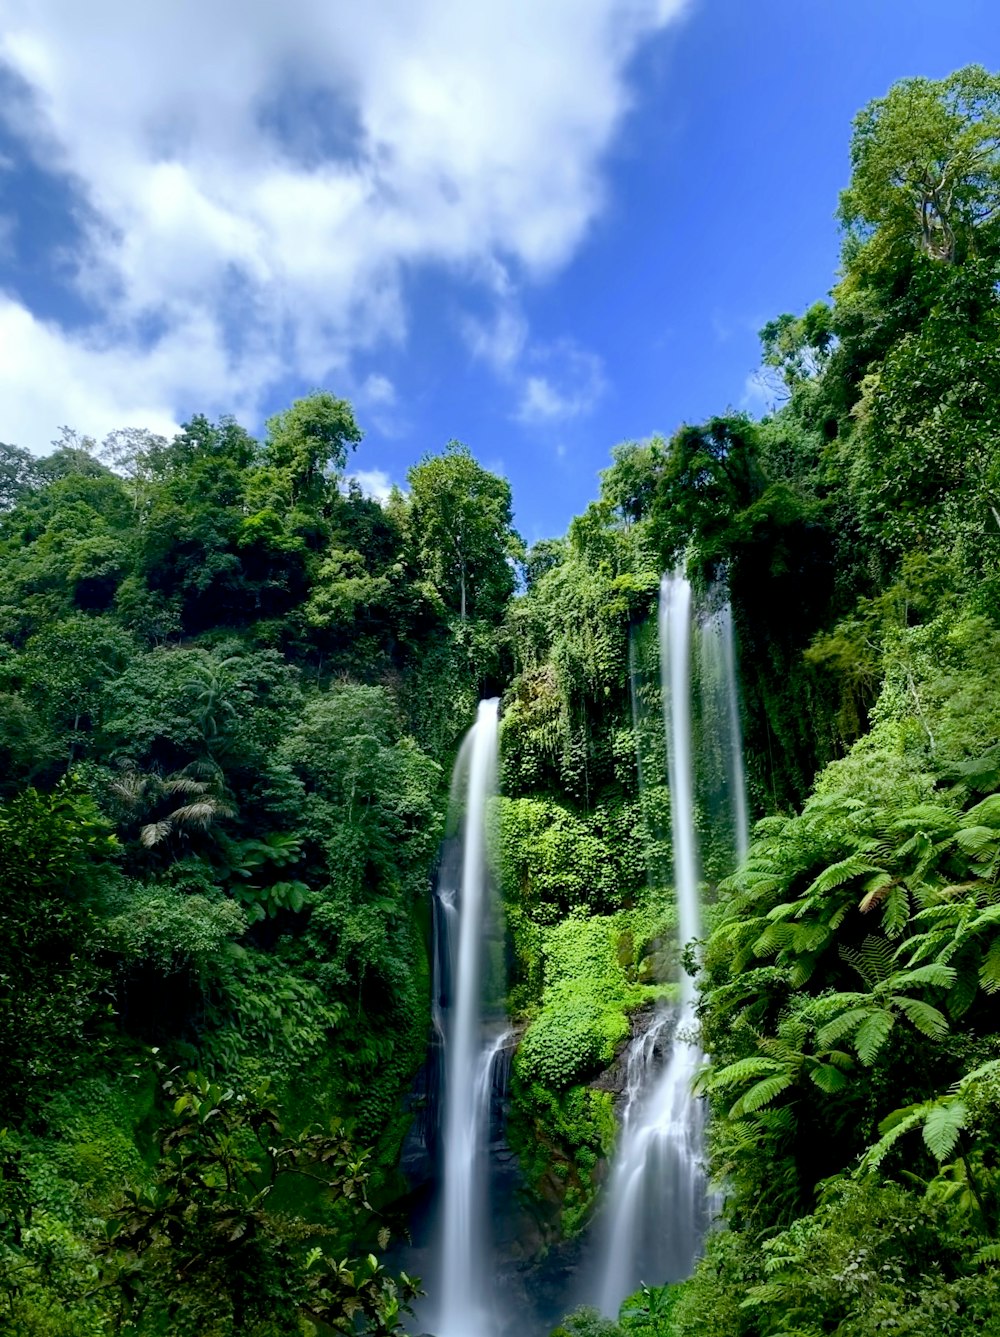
[464,292,607,429]
[740,368,785,418]
[515,342,607,425]
[360,373,397,408]
[0,0,688,449]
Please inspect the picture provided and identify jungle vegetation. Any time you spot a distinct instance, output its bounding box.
[4,61,1000,1337]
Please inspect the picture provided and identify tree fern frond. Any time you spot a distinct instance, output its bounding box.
[752,922,796,959]
[889,963,956,992]
[730,1073,794,1118]
[896,997,949,1040]
[979,938,1000,993]
[788,951,823,988]
[858,872,895,913]
[922,1100,966,1162]
[882,884,911,938]
[140,821,172,847]
[707,1057,783,1091]
[855,1009,894,1065]
[946,960,981,1019]
[809,1062,851,1095]
[861,1106,926,1172]
[816,1007,870,1049]
[963,794,1000,829]
[841,935,895,987]
[805,856,882,899]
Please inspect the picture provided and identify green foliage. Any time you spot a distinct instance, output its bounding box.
[406,440,523,623]
[839,65,1000,268]
[0,780,117,1116]
[98,1068,420,1335]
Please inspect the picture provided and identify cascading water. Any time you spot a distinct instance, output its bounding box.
[699,600,749,866]
[597,572,707,1317]
[596,573,749,1316]
[433,698,505,1337]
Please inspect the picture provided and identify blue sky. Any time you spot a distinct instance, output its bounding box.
[1,0,999,543]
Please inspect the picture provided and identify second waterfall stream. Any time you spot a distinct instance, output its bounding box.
[596,571,749,1317]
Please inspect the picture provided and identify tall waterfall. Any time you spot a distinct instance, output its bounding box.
[699,600,750,866]
[596,573,748,1316]
[434,698,504,1337]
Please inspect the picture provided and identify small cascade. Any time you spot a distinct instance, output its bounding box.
[433,698,505,1337]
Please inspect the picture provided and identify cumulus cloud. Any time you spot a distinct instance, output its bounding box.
[347,468,396,503]
[0,0,688,449]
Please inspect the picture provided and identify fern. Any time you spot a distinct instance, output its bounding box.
[921,1099,967,1161]
[809,1062,851,1095]
[804,855,882,899]
[816,1005,870,1049]
[882,883,911,938]
[895,997,948,1039]
[730,1073,794,1117]
[862,1105,926,1171]
[840,936,895,987]
[708,1056,784,1090]
[854,1009,894,1065]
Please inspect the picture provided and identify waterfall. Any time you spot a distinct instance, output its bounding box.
[597,572,748,1316]
[597,573,707,1316]
[699,600,750,866]
[434,698,504,1337]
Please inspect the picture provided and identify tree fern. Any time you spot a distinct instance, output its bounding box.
[922,1099,968,1161]
[854,1010,895,1065]
[730,1072,795,1117]
[804,854,883,899]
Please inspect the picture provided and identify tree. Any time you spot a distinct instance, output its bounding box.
[0,443,40,512]
[599,439,664,528]
[407,441,522,622]
[264,392,362,507]
[840,65,1000,268]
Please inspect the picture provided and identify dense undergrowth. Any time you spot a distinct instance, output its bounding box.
[5,60,1000,1337]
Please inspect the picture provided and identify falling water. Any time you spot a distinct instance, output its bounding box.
[597,573,708,1316]
[699,600,750,865]
[435,698,504,1337]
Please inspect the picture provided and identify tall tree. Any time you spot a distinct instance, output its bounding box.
[407,441,522,622]
[840,65,1000,269]
[264,392,362,507]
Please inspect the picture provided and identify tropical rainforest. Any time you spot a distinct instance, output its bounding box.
[4,62,1000,1337]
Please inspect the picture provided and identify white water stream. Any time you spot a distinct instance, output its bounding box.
[700,600,750,866]
[597,573,748,1316]
[435,698,503,1337]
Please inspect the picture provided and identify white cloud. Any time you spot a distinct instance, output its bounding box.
[515,341,607,425]
[0,0,688,449]
[347,468,396,503]
[462,300,528,372]
[740,368,785,418]
[463,297,607,427]
[360,373,397,408]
